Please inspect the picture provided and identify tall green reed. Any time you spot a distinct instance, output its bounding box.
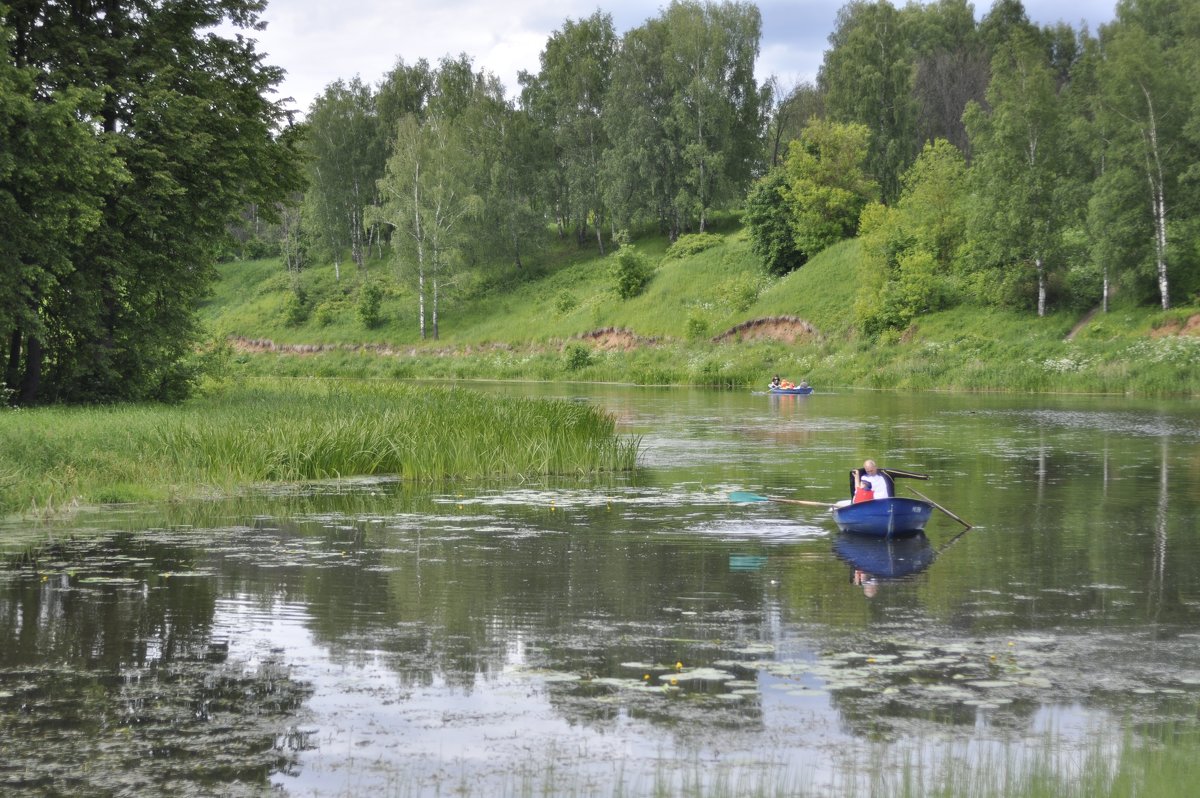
[0,379,639,517]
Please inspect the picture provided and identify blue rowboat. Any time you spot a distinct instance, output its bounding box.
[833,532,935,578]
[830,497,933,537]
[767,386,813,395]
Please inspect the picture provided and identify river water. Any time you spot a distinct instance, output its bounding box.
[2,384,1199,796]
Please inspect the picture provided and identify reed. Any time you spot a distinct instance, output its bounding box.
[0,379,639,517]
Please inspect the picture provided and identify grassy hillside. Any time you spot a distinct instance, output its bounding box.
[199,223,1200,396]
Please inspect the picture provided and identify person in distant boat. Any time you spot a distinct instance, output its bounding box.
[769,375,781,389]
[798,380,809,389]
[852,459,893,499]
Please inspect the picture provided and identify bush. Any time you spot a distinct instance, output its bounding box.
[282,289,308,326]
[563,342,594,371]
[555,290,578,315]
[358,283,383,328]
[315,300,339,327]
[665,232,723,260]
[685,310,710,341]
[612,248,652,299]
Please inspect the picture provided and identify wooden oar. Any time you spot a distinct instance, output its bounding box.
[907,487,972,530]
[881,467,929,480]
[729,491,832,508]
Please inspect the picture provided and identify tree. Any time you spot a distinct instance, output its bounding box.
[1092,1,1198,309]
[0,30,122,403]
[523,12,617,253]
[305,78,385,281]
[855,139,968,335]
[782,119,879,259]
[819,0,918,203]
[964,32,1074,316]
[374,114,481,340]
[604,1,766,238]
[2,0,299,404]
[743,167,804,275]
[661,0,765,233]
[764,78,823,167]
[908,0,989,158]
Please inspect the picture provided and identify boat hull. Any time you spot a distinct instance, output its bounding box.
[831,497,933,537]
[767,386,813,395]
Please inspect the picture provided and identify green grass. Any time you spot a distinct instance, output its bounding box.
[200,223,1200,397]
[0,379,639,517]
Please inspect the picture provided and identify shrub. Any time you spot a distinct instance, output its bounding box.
[665,232,723,259]
[282,290,307,326]
[358,283,383,328]
[563,342,594,371]
[314,300,339,327]
[612,248,652,299]
[555,290,578,315]
[685,310,710,341]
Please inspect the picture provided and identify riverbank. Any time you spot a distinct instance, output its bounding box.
[218,308,1200,396]
[201,229,1200,398]
[0,379,639,519]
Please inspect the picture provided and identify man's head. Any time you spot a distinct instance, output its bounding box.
[863,459,878,473]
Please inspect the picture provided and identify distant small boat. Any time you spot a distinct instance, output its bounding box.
[767,385,813,395]
[831,497,933,537]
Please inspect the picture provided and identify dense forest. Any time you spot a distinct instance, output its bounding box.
[3,0,1198,405]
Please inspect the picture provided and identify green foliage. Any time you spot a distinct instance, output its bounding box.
[684,310,710,341]
[783,119,879,259]
[282,290,308,327]
[1,2,300,405]
[744,167,806,275]
[612,248,653,299]
[855,140,968,336]
[314,300,340,327]
[602,1,764,236]
[716,274,762,313]
[819,0,918,203]
[0,380,639,516]
[554,290,578,316]
[665,232,723,260]
[562,342,594,371]
[357,282,384,328]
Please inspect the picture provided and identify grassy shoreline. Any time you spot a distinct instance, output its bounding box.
[0,378,639,519]
[202,228,1200,398]
[221,320,1200,398]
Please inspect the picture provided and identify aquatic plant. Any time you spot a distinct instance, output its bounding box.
[0,379,639,516]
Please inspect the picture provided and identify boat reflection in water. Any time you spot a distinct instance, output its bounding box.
[833,532,936,597]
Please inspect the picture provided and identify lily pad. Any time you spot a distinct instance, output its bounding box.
[658,667,736,683]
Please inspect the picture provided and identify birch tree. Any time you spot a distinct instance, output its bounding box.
[1093,2,1196,310]
[374,114,480,340]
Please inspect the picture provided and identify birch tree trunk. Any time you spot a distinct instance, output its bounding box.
[1138,84,1170,310]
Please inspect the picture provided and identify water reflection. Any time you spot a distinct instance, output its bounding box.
[3,387,1200,795]
[834,532,937,588]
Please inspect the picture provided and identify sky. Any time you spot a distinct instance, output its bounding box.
[240,0,1119,117]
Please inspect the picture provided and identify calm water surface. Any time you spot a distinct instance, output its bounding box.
[2,385,1199,796]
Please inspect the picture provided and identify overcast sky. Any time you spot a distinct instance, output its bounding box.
[243,0,1119,117]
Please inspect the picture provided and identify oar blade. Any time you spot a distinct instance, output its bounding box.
[729,491,770,503]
